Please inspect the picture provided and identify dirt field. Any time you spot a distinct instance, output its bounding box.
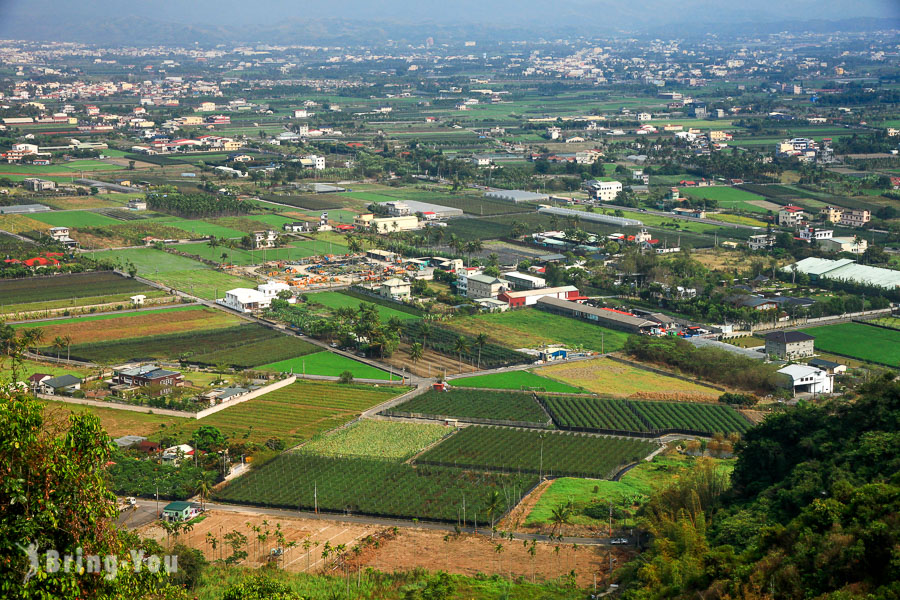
[381,341,477,378]
[535,357,721,400]
[140,509,626,587]
[746,199,781,211]
[29,306,240,345]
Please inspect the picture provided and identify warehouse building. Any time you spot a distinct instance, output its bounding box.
[785,257,900,290]
[536,297,657,334]
[483,189,550,204]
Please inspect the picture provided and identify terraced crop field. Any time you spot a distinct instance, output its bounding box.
[416,426,656,478]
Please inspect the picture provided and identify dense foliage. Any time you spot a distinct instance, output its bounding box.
[106,451,211,500]
[624,335,779,393]
[619,375,900,599]
[146,192,250,218]
[0,271,148,305]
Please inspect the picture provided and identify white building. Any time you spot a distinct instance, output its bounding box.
[252,230,278,249]
[637,112,652,121]
[819,237,867,254]
[466,273,510,299]
[586,180,623,202]
[776,364,833,397]
[219,288,270,313]
[502,271,546,290]
[798,227,833,243]
[258,281,294,303]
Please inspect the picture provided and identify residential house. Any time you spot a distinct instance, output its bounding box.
[379,278,412,300]
[748,233,776,250]
[220,288,271,313]
[252,230,277,249]
[201,387,250,405]
[161,444,194,466]
[39,374,81,395]
[776,364,833,396]
[764,331,815,360]
[778,205,805,227]
[798,226,833,243]
[820,206,843,223]
[808,358,847,375]
[584,180,623,202]
[114,365,183,395]
[23,178,56,192]
[283,221,311,233]
[466,273,510,299]
[162,501,200,521]
[838,210,871,228]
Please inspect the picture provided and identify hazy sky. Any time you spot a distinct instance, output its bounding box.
[0,0,897,42]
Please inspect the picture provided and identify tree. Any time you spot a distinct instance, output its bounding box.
[494,542,505,575]
[191,425,225,452]
[485,490,502,538]
[339,370,354,384]
[221,575,303,600]
[407,342,424,366]
[0,380,190,598]
[549,501,574,536]
[195,471,216,511]
[52,336,65,361]
[63,335,72,362]
[452,335,470,373]
[419,322,432,351]
[474,333,488,370]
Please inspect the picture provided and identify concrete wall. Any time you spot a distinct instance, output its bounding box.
[194,376,296,419]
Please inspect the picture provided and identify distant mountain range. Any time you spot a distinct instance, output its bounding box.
[0,0,895,47]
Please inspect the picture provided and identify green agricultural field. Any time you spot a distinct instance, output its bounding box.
[30,210,120,228]
[174,239,349,266]
[258,350,397,380]
[448,308,629,353]
[1,358,91,381]
[541,395,752,435]
[307,291,420,322]
[526,454,734,527]
[0,271,149,306]
[416,426,656,479]
[92,247,254,299]
[153,217,246,239]
[681,187,769,213]
[450,370,585,393]
[214,453,537,522]
[163,380,407,447]
[64,323,316,368]
[301,419,449,460]
[801,322,900,366]
[386,388,550,424]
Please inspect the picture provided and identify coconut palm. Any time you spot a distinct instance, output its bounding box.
[63,335,72,361]
[407,342,423,366]
[474,333,488,370]
[485,490,502,538]
[195,471,215,511]
[452,335,470,373]
[52,336,65,361]
[419,322,432,351]
[29,328,45,357]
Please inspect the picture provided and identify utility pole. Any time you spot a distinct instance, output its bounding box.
[156,483,159,519]
[314,481,318,514]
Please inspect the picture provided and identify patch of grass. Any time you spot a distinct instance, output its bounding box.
[801,322,900,366]
[30,210,120,228]
[153,217,247,239]
[450,370,585,393]
[0,271,150,305]
[258,350,397,380]
[307,291,419,322]
[387,388,549,423]
[526,454,734,527]
[681,187,768,213]
[447,309,629,352]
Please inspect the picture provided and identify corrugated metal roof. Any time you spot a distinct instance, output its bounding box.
[786,257,900,289]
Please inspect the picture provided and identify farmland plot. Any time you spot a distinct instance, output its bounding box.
[0,271,150,305]
[416,426,656,478]
[214,453,537,522]
[301,420,449,460]
[385,389,550,424]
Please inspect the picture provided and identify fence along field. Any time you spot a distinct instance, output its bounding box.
[415,426,656,479]
[540,395,751,436]
[213,453,538,523]
[385,389,551,425]
[0,271,151,306]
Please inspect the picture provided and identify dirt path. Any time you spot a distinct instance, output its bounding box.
[498,479,553,532]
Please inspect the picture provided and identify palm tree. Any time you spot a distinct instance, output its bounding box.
[485,490,502,538]
[419,322,432,351]
[474,333,488,370]
[29,328,45,357]
[52,336,65,361]
[407,342,423,366]
[206,532,218,561]
[220,252,229,266]
[452,335,470,373]
[549,501,573,537]
[528,540,537,582]
[195,471,215,511]
[63,335,72,362]
[494,542,505,575]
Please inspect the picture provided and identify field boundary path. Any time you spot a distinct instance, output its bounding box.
[8,301,197,325]
[746,307,892,333]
